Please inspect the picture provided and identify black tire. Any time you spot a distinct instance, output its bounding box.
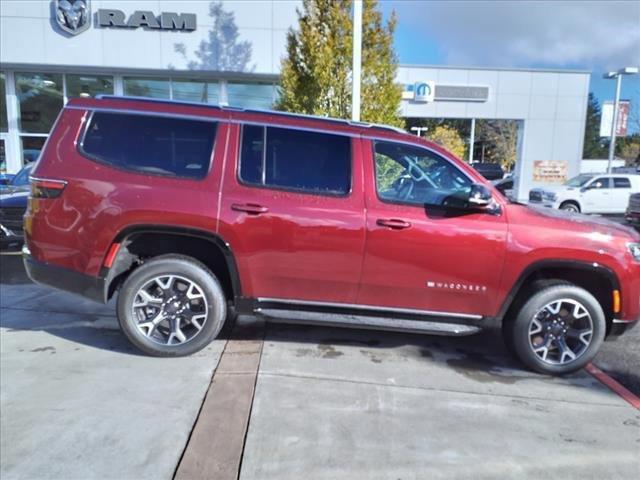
[117,254,226,357]
[504,282,605,375]
[559,201,580,213]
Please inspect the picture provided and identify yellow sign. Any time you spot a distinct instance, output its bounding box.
[533,160,568,183]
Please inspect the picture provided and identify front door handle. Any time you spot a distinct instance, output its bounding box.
[376,218,412,230]
[231,203,269,215]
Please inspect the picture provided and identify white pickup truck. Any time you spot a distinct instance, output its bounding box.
[528,173,640,214]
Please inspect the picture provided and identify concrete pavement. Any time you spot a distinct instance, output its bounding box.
[0,256,225,480]
[239,323,640,480]
[1,252,639,479]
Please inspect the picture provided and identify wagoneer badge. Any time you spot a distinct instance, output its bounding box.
[55,0,91,36]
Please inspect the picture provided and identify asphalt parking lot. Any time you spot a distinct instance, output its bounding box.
[1,251,639,479]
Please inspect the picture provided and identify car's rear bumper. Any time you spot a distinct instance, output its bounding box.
[23,252,107,303]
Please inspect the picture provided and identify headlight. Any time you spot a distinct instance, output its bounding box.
[629,243,640,261]
[544,192,558,202]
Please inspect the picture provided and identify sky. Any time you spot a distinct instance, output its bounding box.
[380,0,640,132]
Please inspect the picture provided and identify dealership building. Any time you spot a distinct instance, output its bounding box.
[0,0,590,201]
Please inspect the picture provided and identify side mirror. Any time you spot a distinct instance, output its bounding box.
[468,183,493,207]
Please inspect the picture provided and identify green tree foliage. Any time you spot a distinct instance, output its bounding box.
[616,133,640,166]
[405,118,470,158]
[475,120,519,171]
[583,92,607,159]
[277,0,402,127]
[427,125,466,159]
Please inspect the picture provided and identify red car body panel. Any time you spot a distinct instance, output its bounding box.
[23,97,640,326]
[217,124,367,304]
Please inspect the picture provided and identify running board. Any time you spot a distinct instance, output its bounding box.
[255,309,481,336]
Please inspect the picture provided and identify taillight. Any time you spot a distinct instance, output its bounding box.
[31,177,67,199]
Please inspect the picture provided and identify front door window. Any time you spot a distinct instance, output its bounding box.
[374,140,472,208]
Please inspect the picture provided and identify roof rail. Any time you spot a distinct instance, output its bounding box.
[94,95,407,135]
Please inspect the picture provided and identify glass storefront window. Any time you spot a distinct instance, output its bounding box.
[124,77,170,99]
[66,74,114,98]
[0,139,6,173]
[172,79,219,104]
[21,136,47,164]
[227,82,275,109]
[1,73,7,132]
[15,73,64,134]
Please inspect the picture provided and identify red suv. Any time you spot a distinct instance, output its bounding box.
[23,97,640,375]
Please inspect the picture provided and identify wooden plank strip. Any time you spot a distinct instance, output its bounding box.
[174,318,265,480]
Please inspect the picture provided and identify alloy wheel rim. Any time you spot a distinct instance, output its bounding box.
[528,298,593,366]
[131,275,208,346]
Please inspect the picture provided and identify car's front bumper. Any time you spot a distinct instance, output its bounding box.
[609,318,639,336]
[0,223,23,248]
[528,199,559,209]
[625,209,640,226]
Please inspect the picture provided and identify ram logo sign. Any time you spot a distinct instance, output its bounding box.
[55,0,91,36]
[53,3,197,35]
[414,81,435,103]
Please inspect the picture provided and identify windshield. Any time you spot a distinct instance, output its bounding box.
[564,174,593,187]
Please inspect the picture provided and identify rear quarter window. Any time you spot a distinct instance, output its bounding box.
[80,112,217,179]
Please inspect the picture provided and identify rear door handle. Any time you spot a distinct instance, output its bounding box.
[376,218,412,230]
[231,203,269,215]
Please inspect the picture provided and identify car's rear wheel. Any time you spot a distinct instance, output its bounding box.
[117,255,226,356]
[559,201,580,213]
[504,282,605,375]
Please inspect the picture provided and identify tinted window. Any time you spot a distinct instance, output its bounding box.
[82,112,217,179]
[374,141,472,207]
[590,177,612,189]
[613,177,631,188]
[239,126,351,195]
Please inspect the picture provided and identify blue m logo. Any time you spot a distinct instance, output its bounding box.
[414,81,435,102]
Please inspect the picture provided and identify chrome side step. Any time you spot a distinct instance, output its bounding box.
[255,309,481,336]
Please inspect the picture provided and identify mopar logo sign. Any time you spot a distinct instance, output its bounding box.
[414,81,435,103]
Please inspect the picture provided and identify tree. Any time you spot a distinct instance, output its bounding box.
[427,125,466,159]
[405,118,470,159]
[277,0,402,127]
[174,1,253,72]
[616,133,640,166]
[475,120,519,170]
[583,93,607,159]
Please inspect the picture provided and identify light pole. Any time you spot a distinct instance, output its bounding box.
[604,67,639,173]
[351,0,363,121]
[410,126,428,137]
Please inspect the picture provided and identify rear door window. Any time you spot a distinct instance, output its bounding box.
[613,177,631,189]
[239,125,351,195]
[81,112,217,179]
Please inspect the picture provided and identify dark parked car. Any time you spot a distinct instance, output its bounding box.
[492,177,515,200]
[23,96,640,375]
[472,162,504,180]
[0,163,33,248]
[626,192,640,228]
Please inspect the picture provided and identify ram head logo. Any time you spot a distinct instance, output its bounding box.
[55,0,90,35]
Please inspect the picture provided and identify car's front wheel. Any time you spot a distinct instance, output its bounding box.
[504,282,605,375]
[559,201,580,213]
[117,254,226,356]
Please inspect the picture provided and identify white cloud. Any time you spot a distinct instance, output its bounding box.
[392,0,640,69]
